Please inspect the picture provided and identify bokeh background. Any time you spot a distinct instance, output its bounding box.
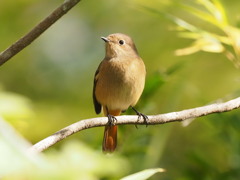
[1,0,240,179]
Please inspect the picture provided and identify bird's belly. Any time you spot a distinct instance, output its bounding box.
[104,84,135,110]
[96,70,144,111]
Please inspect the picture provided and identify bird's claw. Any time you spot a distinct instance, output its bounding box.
[107,114,117,126]
[136,112,149,127]
[131,106,149,127]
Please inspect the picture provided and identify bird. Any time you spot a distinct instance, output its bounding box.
[93,33,147,153]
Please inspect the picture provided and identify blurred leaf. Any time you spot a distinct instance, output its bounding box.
[178,3,218,26]
[143,72,166,97]
[0,116,41,176]
[163,0,240,68]
[45,141,129,179]
[175,36,224,55]
[0,114,129,179]
[169,15,200,32]
[197,0,228,25]
[199,38,224,52]
[224,26,240,58]
[0,90,34,121]
[165,61,186,76]
[175,44,200,56]
[178,31,231,45]
[1,122,129,180]
[120,168,165,180]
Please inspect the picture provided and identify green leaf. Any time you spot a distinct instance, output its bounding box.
[0,116,40,176]
[120,168,165,180]
[141,71,166,101]
[180,3,218,26]
[0,91,34,121]
[197,0,228,25]
[166,61,186,75]
[212,0,228,24]
[168,15,200,32]
[175,36,224,56]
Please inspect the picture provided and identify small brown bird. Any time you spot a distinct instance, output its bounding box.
[93,33,147,153]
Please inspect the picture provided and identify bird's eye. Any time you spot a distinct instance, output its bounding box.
[119,40,125,45]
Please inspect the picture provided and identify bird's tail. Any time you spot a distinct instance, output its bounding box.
[103,125,118,152]
[102,108,121,153]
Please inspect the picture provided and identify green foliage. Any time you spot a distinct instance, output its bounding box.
[0,117,129,179]
[173,0,240,68]
[143,0,240,68]
[0,117,163,179]
[0,88,33,121]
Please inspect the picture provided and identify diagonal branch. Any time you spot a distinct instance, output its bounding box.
[29,97,240,153]
[0,0,81,66]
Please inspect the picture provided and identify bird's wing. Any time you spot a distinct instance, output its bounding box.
[93,63,102,114]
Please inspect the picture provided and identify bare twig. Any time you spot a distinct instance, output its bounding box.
[0,0,81,66]
[29,97,240,153]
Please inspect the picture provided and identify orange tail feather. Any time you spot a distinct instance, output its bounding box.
[102,125,118,153]
[102,108,120,153]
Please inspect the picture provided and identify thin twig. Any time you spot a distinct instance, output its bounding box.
[29,97,240,153]
[0,0,81,66]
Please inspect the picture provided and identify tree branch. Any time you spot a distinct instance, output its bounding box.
[0,0,81,66]
[29,97,240,153]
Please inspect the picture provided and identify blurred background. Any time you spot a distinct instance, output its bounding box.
[0,0,240,179]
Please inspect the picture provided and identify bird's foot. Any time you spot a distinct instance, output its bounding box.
[107,114,117,126]
[131,106,149,127]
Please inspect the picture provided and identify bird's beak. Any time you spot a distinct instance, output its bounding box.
[101,37,110,42]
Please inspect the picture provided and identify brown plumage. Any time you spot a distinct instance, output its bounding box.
[93,33,146,152]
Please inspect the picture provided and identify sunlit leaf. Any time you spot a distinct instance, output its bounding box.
[175,36,224,56]
[169,15,200,32]
[179,3,218,26]
[197,0,228,25]
[175,44,201,56]
[224,26,240,56]
[212,0,228,24]
[199,37,225,52]
[120,168,165,180]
